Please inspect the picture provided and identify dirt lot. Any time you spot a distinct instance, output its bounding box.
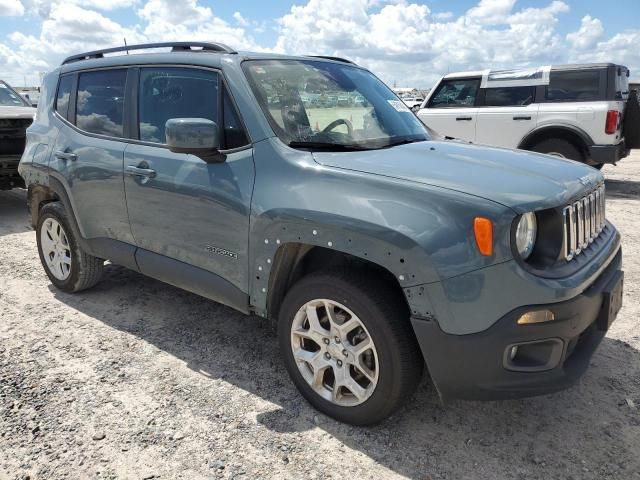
[1,152,639,480]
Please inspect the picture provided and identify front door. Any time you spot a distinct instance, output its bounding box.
[418,77,481,142]
[123,66,254,291]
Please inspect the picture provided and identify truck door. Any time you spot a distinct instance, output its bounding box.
[417,77,480,142]
[475,86,539,149]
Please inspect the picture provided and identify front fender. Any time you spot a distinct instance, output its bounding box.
[248,137,515,316]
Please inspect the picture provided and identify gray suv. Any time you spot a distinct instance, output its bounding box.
[19,42,624,425]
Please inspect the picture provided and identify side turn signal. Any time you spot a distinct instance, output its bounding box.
[473,217,493,256]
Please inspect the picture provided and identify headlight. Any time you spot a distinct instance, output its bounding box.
[515,212,537,259]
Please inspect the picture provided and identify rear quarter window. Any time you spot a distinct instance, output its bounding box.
[55,75,74,121]
[546,70,601,102]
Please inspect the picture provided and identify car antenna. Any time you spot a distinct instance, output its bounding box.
[124,38,129,55]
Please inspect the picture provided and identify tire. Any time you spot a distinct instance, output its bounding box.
[278,269,423,425]
[530,138,585,162]
[36,202,104,293]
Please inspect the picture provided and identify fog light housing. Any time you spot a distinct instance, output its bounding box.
[517,310,555,325]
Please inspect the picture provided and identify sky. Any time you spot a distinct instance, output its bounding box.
[0,0,638,88]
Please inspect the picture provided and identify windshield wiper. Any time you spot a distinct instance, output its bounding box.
[288,141,370,151]
[381,138,427,149]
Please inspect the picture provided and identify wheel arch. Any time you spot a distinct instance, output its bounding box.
[518,124,593,157]
[265,243,412,322]
[249,212,440,323]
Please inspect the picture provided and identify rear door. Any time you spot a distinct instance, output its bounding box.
[50,68,134,245]
[475,86,539,149]
[123,66,254,291]
[417,77,480,142]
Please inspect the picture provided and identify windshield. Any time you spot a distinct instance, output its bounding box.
[243,60,430,150]
[0,81,29,107]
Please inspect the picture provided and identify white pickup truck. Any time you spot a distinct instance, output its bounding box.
[416,63,635,169]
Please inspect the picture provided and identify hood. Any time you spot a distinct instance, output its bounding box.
[0,105,36,118]
[312,141,602,213]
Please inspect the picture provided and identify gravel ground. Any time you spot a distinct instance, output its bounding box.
[1,152,639,480]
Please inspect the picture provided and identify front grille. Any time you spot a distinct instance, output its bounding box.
[562,184,606,261]
[0,118,32,129]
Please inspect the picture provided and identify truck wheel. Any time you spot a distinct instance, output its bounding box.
[530,138,585,162]
[278,270,423,425]
[36,202,104,293]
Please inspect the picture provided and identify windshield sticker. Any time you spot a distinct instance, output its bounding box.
[0,84,6,89]
[387,100,411,112]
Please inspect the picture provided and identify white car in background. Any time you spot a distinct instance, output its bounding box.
[416,63,634,169]
[402,96,424,110]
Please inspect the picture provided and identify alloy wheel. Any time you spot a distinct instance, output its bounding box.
[290,299,379,406]
[40,218,72,281]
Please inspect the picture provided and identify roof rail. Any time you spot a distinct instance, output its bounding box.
[62,42,237,65]
[309,55,355,65]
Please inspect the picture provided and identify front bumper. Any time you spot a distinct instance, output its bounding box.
[0,154,25,190]
[413,248,623,401]
[589,141,629,164]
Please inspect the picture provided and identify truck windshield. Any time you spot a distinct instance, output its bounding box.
[0,81,30,107]
[243,60,430,150]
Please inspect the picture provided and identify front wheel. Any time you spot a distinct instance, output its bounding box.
[278,270,423,425]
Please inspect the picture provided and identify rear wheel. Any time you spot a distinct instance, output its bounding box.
[530,138,585,162]
[36,202,104,292]
[278,270,423,425]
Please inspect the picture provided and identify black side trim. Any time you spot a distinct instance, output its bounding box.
[135,249,250,314]
[84,238,139,271]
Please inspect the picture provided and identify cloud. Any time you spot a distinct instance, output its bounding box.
[566,15,604,50]
[273,0,580,86]
[0,0,24,16]
[233,11,249,27]
[465,0,517,25]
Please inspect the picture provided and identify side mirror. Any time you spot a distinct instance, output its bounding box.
[165,118,224,163]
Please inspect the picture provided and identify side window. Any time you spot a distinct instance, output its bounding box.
[76,69,127,137]
[139,67,219,144]
[223,88,249,149]
[55,75,74,120]
[546,70,601,102]
[483,86,535,107]
[428,79,479,108]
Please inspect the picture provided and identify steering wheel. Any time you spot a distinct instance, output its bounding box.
[322,118,353,136]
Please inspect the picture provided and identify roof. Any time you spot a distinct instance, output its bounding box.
[443,63,628,80]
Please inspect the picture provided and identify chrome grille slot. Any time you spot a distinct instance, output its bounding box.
[562,184,606,261]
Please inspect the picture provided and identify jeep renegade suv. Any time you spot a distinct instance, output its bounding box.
[417,63,633,169]
[19,43,624,425]
[0,80,35,190]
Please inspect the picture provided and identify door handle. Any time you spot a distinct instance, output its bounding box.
[54,151,77,161]
[455,117,473,121]
[126,165,157,178]
[513,116,532,121]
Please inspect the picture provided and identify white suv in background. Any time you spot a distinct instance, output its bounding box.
[416,63,634,169]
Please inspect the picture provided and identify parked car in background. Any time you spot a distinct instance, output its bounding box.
[417,63,634,169]
[20,43,623,425]
[0,80,35,190]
